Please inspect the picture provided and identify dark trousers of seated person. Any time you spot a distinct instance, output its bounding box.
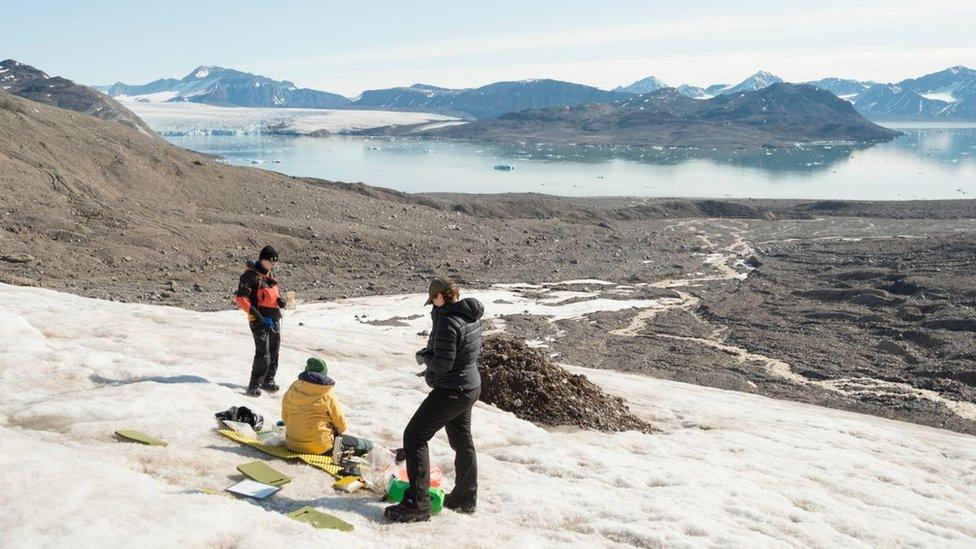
[403,386,480,511]
[337,434,373,457]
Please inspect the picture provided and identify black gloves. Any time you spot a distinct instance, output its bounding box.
[415,348,429,366]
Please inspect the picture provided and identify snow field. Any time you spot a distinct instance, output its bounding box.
[1,283,975,548]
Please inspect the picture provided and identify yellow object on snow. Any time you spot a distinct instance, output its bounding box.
[281,378,347,454]
[216,429,342,477]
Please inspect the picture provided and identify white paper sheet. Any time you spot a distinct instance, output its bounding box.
[225,480,279,500]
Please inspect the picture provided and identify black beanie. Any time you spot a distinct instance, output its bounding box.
[259,245,278,261]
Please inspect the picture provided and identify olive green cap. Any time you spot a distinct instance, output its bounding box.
[425,276,456,305]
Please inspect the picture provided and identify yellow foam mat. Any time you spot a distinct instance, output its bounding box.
[217,429,341,477]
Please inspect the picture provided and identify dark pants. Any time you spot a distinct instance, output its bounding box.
[403,386,480,511]
[338,434,373,457]
[248,321,280,390]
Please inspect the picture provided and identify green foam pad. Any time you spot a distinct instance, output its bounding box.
[115,430,168,446]
[237,461,291,486]
[286,506,354,532]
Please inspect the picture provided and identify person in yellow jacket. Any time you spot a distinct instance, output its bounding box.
[281,358,373,456]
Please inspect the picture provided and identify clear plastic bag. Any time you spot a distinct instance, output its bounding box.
[256,420,286,446]
[360,445,398,493]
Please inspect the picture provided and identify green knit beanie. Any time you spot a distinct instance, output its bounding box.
[305,357,328,375]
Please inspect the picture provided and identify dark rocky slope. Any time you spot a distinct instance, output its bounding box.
[1,59,152,134]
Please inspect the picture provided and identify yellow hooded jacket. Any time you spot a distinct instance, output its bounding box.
[281,374,347,454]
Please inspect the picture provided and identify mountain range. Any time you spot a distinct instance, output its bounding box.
[352,79,629,118]
[1,59,151,133]
[102,70,628,119]
[619,67,976,121]
[849,66,976,120]
[629,71,785,99]
[422,83,900,148]
[99,65,351,109]
[7,59,896,150]
[102,64,976,121]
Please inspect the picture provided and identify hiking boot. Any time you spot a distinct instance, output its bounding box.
[260,381,279,393]
[444,493,477,514]
[245,387,262,397]
[383,503,430,523]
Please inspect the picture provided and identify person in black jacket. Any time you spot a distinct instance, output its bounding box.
[234,245,286,397]
[385,276,484,523]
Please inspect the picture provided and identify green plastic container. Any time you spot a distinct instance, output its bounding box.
[387,478,444,514]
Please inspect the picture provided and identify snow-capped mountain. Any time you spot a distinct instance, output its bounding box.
[716,71,784,95]
[1,59,152,133]
[704,83,730,95]
[614,76,668,95]
[676,84,711,99]
[102,78,182,100]
[0,59,50,90]
[848,84,944,120]
[353,79,629,119]
[840,66,975,120]
[105,68,629,118]
[663,67,976,120]
[103,64,976,120]
[902,65,976,102]
[101,66,351,109]
[803,78,873,99]
[643,72,782,101]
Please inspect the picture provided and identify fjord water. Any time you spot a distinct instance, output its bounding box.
[167,125,976,200]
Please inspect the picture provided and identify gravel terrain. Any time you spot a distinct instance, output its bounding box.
[3,89,975,434]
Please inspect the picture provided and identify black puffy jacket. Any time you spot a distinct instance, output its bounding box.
[422,298,484,391]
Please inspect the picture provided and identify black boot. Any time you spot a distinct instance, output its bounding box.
[444,492,476,514]
[245,387,262,397]
[383,502,431,523]
[384,492,430,523]
[260,381,279,393]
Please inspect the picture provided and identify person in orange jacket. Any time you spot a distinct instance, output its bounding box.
[281,358,373,457]
[234,245,285,396]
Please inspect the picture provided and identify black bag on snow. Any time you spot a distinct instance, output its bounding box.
[215,406,264,431]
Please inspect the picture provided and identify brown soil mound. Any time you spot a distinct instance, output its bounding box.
[478,336,653,433]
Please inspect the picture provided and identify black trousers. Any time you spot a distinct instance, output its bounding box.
[403,386,480,511]
[248,321,280,390]
[337,434,373,457]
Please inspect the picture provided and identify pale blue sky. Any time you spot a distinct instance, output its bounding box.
[3,0,974,95]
